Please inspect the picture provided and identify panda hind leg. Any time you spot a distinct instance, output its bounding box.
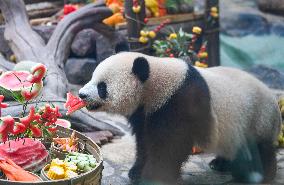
[231,139,276,183]
[209,156,232,172]
[257,140,277,183]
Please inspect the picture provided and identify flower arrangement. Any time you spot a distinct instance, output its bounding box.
[152,27,209,67]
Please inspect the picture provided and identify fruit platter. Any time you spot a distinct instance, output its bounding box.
[0,63,103,185]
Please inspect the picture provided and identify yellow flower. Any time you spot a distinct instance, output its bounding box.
[140,30,149,37]
[192,26,202,34]
[210,7,218,13]
[139,36,148,44]
[132,5,141,13]
[195,61,208,68]
[198,52,208,59]
[148,31,156,38]
[210,12,219,18]
[169,33,177,40]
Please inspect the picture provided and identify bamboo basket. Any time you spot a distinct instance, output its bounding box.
[0,125,103,185]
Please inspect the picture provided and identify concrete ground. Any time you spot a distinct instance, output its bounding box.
[99,114,284,185]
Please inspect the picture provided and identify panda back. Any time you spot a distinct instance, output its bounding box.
[197,66,281,158]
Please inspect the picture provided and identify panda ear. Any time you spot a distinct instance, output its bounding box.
[115,41,130,53]
[132,57,149,83]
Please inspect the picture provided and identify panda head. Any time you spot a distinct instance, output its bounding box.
[79,52,150,116]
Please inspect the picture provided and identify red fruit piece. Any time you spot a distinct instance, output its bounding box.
[41,104,62,125]
[20,106,40,128]
[0,95,8,109]
[30,126,42,138]
[63,4,77,15]
[0,116,15,142]
[64,92,87,115]
[27,64,46,83]
[11,122,26,135]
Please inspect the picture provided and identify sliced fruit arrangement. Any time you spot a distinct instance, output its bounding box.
[64,92,87,115]
[65,152,97,173]
[0,62,46,101]
[55,119,71,128]
[0,138,49,172]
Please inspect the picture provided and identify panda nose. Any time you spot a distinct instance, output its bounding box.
[79,93,88,100]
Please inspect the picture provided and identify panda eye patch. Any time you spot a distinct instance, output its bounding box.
[97,82,107,99]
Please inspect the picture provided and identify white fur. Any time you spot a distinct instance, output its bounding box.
[82,52,188,116]
[198,66,281,159]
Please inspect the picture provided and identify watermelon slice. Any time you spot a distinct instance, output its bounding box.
[64,92,87,115]
[0,71,43,101]
[0,138,49,172]
[55,119,71,128]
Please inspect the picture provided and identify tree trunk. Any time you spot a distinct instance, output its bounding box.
[0,0,124,135]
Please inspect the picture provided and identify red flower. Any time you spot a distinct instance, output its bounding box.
[30,126,42,138]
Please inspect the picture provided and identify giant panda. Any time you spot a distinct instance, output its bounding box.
[79,51,281,185]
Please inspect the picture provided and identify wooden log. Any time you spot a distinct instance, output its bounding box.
[28,7,62,19]
[124,0,146,50]
[24,0,61,4]
[0,53,14,71]
[30,17,54,26]
[116,12,203,30]
[204,0,220,67]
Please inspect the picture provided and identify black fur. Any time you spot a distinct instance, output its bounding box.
[128,63,212,184]
[97,81,107,99]
[132,57,150,83]
[209,157,232,172]
[115,41,130,53]
[129,106,146,182]
[231,139,276,183]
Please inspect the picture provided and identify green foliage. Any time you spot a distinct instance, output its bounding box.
[153,28,193,58]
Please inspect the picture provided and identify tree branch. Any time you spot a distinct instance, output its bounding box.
[47,0,111,65]
[0,0,45,61]
[0,53,14,71]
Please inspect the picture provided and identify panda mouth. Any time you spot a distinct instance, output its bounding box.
[86,103,102,111]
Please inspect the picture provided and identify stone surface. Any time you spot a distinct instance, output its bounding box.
[248,65,284,90]
[71,29,97,58]
[220,0,284,37]
[64,58,99,85]
[84,131,113,146]
[271,23,284,36]
[221,13,270,37]
[257,0,284,15]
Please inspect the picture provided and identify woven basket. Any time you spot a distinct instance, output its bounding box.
[0,125,103,185]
